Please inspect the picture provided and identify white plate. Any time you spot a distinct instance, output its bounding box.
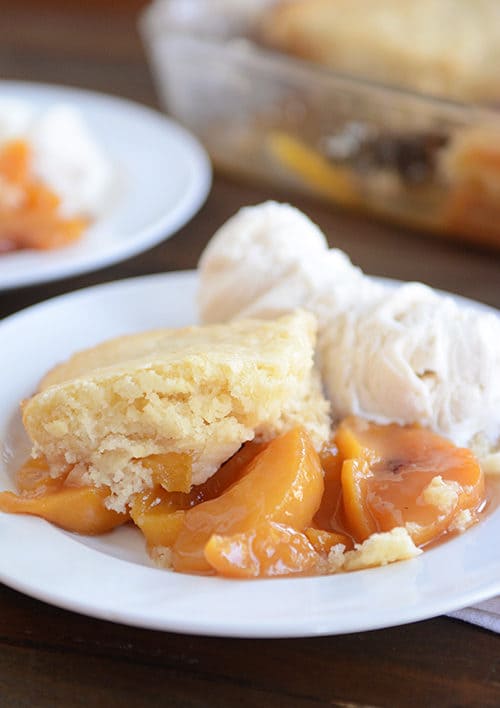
[0,271,499,638]
[0,82,211,290]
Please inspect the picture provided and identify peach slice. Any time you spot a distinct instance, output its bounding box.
[0,485,127,534]
[0,139,29,183]
[313,442,350,534]
[304,527,352,554]
[15,456,69,496]
[180,440,268,509]
[204,522,319,578]
[129,486,185,549]
[130,442,268,553]
[172,427,324,574]
[0,456,127,534]
[142,452,193,493]
[336,417,485,546]
[268,132,360,207]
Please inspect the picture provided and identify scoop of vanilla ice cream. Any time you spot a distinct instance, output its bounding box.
[0,99,113,218]
[198,202,500,452]
[30,105,113,218]
[320,282,500,446]
[198,201,370,322]
[0,99,33,140]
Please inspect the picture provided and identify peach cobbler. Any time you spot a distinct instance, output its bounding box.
[0,308,488,578]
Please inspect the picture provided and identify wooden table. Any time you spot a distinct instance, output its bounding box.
[1,2,499,706]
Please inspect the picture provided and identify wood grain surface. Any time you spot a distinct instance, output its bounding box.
[1,2,499,706]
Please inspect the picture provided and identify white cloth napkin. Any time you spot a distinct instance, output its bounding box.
[448,596,500,632]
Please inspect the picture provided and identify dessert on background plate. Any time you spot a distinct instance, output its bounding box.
[0,99,113,252]
[0,81,212,291]
[0,202,497,580]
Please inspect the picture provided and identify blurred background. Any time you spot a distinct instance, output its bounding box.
[1,0,152,102]
[4,0,500,257]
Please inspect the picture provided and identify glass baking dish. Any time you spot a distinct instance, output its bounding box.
[140,0,500,249]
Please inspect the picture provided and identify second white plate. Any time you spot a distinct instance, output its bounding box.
[0,82,211,290]
[0,271,499,637]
